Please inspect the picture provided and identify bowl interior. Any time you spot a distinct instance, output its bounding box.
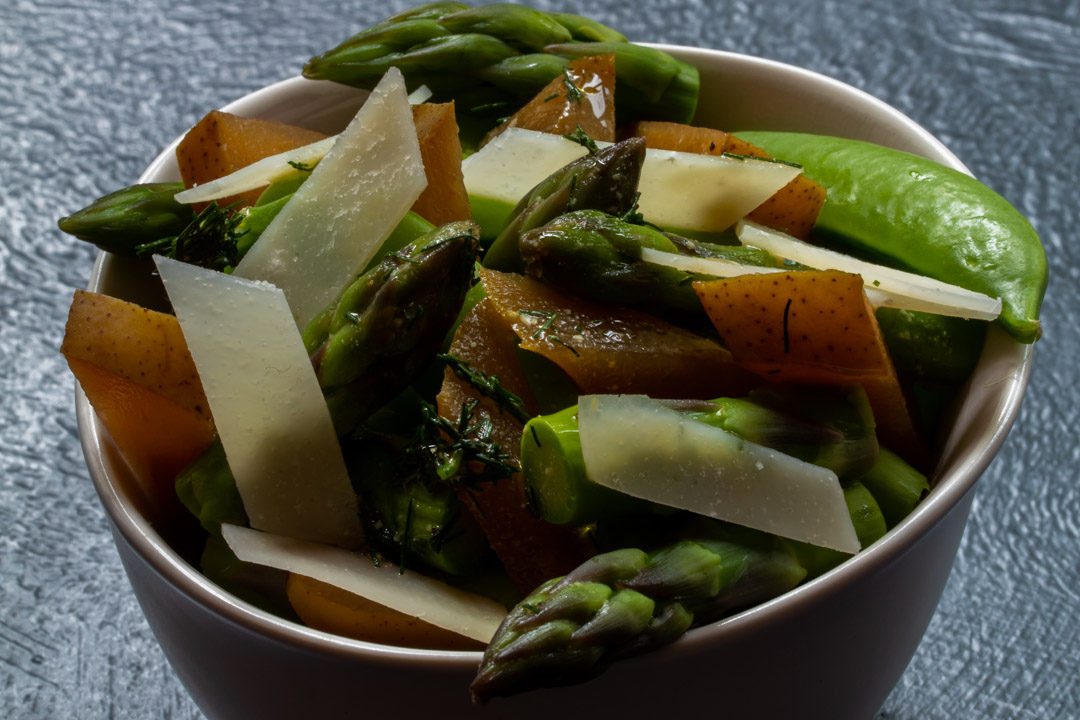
[79,46,1032,671]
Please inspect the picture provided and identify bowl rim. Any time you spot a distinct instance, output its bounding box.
[78,43,1034,670]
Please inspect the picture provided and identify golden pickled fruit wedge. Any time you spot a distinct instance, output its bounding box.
[411,101,472,225]
[694,270,925,466]
[61,290,215,518]
[478,267,759,399]
[483,53,617,146]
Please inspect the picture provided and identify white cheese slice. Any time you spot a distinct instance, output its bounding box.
[221,524,507,643]
[233,67,428,329]
[640,246,785,278]
[736,220,1002,320]
[462,128,801,234]
[155,256,363,548]
[577,394,860,553]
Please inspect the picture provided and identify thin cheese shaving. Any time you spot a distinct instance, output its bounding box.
[222,524,507,643]
[233,67,428,328]
[155,256,363,548]
[578,394,860,553]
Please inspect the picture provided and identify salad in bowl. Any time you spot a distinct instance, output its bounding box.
[59,2,1045,716]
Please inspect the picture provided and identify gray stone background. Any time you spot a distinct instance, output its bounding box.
[2,0,1077,717]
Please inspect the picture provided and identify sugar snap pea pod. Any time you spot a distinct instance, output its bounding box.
[518,209,777,327]
[548,12,627,42]
[482,137,647,272]
[470,535,804,703]
[521,385,878,526]
[736,131,1048,343]
[437,3,573,51]
[57,182,195,254]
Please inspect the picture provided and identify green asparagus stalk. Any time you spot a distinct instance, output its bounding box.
[342,429,493,576]
[436,3,573,51]
[482,137,647,272]
[857,446,929,528]
[304,221,481,435]
[521,385,878,526]
[57,182,195,255]
[783,480,888,578]
[303,3,699,127]
[470,532,806,703]
[518,209,779,327]
[548,12,628,43]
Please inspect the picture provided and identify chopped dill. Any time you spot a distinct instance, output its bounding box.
[135,201,243,272]
[549,335,581,357]
[439,353,530,425]
[618,191,645,224]
[287,160,316,172]
[562,69,584,103]
[562,125,599,154]
[518,309,558,339]
[470,101,512,115]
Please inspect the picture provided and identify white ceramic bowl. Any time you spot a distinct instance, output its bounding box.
[78,45,1033,719]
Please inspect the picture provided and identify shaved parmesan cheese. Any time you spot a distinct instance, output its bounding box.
[407,85,433,105]
[155,256,363,548]
[736,220,1002,320]
[577,395,860,553]
[222,524,507,643]
[233,67,428,328]
[173,136,337,206]
[463,128,801,234]
[639,246,784,278]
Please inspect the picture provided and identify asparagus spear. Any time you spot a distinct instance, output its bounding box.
[482,137,647,272]
[471,530,806,703]
[304,220,480,435]
[57,182,195,255]
[522,385,879,526]
[303,4,699,126]
[858,446,929,528]
[518,209,779,327]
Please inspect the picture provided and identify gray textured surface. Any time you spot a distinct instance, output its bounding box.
[1,0,1077,718]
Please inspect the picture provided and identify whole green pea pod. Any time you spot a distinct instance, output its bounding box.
[736,131,1048,343]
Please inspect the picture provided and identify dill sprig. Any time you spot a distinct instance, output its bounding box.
[561,69,584,103]
[409,398,520,491]
[438,353,530,425]
[135,201,244,271]
[562,125,599,155]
